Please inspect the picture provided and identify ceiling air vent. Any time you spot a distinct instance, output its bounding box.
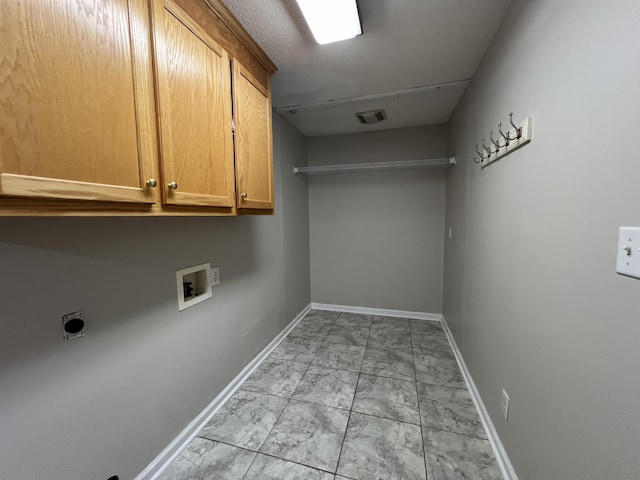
[355,109,387,125]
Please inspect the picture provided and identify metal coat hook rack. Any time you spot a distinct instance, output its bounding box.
[473,113,533,167]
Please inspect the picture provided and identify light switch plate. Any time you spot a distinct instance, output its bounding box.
[616,227,640,279]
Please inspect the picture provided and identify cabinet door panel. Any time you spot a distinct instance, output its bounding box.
[153,0,235,207]
[233,60,273,210]
[0,0,156,203]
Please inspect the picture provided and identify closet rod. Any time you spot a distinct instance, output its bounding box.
[293,157,456,174]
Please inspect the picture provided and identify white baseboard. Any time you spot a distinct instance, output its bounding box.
[310,302,442,322]
[440,315,518,480]
[136,303,313,480]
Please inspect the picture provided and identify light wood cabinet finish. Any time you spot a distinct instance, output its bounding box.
[233,61,274,210]
[0,0,158,204]
[0,0,275,216]
[152,0,235,208]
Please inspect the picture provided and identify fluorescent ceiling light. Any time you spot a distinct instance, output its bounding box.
[296,0,362,45]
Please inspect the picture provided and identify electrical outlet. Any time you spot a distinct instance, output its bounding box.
[62,311,85,342]
[211,266,220,286]
[501,389,510,421]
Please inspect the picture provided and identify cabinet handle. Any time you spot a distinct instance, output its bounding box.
[240,192,248,199]
[168,182,178,190]
[146,178,157,188]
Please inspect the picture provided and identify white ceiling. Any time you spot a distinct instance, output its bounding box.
[222,0,511,137]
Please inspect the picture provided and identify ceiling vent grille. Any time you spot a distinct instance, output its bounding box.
[355,109,387,125]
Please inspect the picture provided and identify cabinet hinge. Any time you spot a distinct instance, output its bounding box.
[231,119,235,134]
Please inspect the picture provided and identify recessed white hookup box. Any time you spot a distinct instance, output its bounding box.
[176,263,212,311]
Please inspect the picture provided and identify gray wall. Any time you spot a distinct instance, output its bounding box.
[277,115,311,321]
[309,126,448,313]
[0,114,310,480]
[444,1,640,479]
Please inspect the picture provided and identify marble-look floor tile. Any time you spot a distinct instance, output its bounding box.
[244,454,334,480]
[337,413,426,480]
[291,366,359,409]
[367,328,413,352]
[270,337,323,364]
[370,316,411,333]
[306,310,341,323]
[410,319,443,333]
[311,342,366,372]
[335,312,373,328]
[413,342,455,358]
[412,329,449,344]
[352,374,420,425]
[289,318,334,341]
[423,428,501,480]
[417,384,487,439]
[260,400,349,472]
[361,347,415,381]
[414,353,465,389]
[200,390,287,450]
[157,437,255,480]
[242,358,308,397]
[324,325,370,346]
[412,331,454,357]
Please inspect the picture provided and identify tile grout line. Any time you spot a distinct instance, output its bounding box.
[238,446,259,480]
[333,311,373,477]
[244,310,339,472]
[202,309,342,478]
[210,438,338,477]
[411,323,430,480]
[220,389,490,440]
[201,312,487,479]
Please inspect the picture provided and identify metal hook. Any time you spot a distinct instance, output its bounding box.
[498,123,510,145]
[489,131,501,150]
[475,144,484,157]
[482,138,492,155]
[509,113,522,139]
[473,155,482,165]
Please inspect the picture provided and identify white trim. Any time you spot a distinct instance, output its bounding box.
[136,303,313,480]
[440,315,518,480]
[310,302,442,322]
[293,157,456,175]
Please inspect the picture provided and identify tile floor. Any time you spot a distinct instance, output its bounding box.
[158,310,502,480]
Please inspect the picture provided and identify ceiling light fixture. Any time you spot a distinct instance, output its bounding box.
[295,0,362,45]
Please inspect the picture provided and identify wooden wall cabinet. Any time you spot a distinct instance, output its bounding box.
[0,0,158,206]
[0,0,276,216]
[152,0,236,209]
[233,60,274,210]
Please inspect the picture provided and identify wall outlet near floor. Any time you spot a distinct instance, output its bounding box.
[501,389,510,421]
[211,266,220,286]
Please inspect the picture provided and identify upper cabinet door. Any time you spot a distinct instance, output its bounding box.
[232,60,274,210]
[0,0,157,203]
[152,0,235,208]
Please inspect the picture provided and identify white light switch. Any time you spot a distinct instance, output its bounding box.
[616,227,640,279]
